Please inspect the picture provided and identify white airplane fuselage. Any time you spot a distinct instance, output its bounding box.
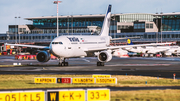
[126,46,168,54]
[50,35,111,58]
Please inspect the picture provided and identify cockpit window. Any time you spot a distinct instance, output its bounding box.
[59,42,63,44]
[52,42,63,44]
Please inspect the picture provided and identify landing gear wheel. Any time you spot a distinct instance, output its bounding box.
[58,58,69,66]
[97,62,104,66]
[59,62,69,66]
[63,62,69,66]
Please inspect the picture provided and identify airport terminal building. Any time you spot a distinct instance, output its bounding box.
[1,12,180,46]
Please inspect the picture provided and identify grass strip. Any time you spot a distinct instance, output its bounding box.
[111,89,180,101]
[0,74,179,89]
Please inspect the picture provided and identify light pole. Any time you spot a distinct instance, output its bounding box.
[53,0,62,37]
[18,16,21,44]
[15,17,17,44]
[18,16,21,53]
[67,15,69,35]
[161,15,162,43]
[71,15,73,35]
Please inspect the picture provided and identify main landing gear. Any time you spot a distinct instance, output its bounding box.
[59,58,68,66]
[97,61,104,66]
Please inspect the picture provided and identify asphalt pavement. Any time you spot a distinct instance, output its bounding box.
[0,55,180,78]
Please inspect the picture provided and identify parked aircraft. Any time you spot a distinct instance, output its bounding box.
[112,48,129,58]
[125,39,169,55]
[157,46,180,56]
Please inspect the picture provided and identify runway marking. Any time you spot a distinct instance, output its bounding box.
[94,69,101,70]
[43,67,47,70]
[109,64,171,66]
[83,59,90,62]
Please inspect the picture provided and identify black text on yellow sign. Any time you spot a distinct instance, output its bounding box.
[48,92,59,101]
[92,75,111,78]
[72,78,95,83]
[59,90,85,101]
[0,91,44,101]
[87,89,110,101]
[96,78,117,84]
[34,78,56,83]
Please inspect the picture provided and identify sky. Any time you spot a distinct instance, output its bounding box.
[0,0,180,33]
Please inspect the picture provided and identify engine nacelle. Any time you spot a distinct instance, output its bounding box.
[36,51,51,62]
[98,51,112,62]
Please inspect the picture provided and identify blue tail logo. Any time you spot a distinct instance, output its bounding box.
[127,39,133,45]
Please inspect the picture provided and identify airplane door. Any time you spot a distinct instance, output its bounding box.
[66,46,73,57]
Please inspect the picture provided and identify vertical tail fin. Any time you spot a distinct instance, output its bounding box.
[99,5,112,36]
[127,39,134,45]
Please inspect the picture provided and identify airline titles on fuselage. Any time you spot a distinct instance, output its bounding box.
[67,37,106,45]
[67,37,80,42]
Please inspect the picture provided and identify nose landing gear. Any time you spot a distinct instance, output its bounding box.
[59,58,69,66]
[97,61,104,66]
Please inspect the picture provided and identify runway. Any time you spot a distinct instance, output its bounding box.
[0,56,180,78]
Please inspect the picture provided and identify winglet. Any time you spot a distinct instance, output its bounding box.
[99,5,112,36]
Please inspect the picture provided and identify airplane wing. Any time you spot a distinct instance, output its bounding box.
[147,48,169,54]
[110,37,140,41]
[86,42,172,52]
[6,43,49,50]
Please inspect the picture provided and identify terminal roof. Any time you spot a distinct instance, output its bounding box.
[25,14,120,20]
[153,12,180,16]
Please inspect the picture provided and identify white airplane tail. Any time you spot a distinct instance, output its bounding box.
[99,5,112,36]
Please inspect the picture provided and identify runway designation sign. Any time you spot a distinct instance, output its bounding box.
[59,90,85,101]
[34,77,56,83]
[87,89,110,101]
[96,78,117,84]
[0,91,44,101]
[0,92,20,101]
[92,74,111,78]
[72,78,95,83]
[57,78,72,83]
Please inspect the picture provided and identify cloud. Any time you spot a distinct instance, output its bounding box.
[0,0,180,33]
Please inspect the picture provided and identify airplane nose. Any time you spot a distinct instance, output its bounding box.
[50,44,53,53]
[50,44,60,57]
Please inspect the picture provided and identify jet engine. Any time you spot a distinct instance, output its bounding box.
[36,51,51,62]
[98,51,112,62]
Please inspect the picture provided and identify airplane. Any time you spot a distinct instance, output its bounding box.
[124,39,169,55]
[156,45,180,56]
[126,39,180,56]
[6,5,172,66]
[112,48,129,58]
